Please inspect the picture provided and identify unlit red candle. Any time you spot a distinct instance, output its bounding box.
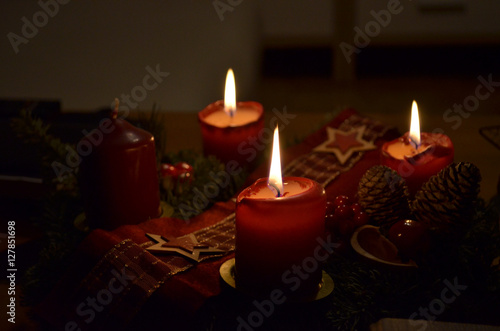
[79,109,161,230]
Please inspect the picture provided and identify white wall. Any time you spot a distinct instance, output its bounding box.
[0,1,261,112]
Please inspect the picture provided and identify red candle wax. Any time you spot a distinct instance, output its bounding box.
[198,100,264,168]
[235,177,327,298]
[380,132,454,195]
[79,113,161,230]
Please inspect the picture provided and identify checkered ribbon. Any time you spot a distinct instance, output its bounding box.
[66,212,237,330]
[65,239,172,330]
[284,113,391,187]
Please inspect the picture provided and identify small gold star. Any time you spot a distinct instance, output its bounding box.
[313,125,376,164]
[145,233,225,262]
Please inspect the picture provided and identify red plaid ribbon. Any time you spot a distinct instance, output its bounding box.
[284,113,391,186]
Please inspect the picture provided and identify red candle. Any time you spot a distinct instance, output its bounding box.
[198,69,264,168]
[381,101,454,195]
[79,104,161,230]
[235,126,327,298]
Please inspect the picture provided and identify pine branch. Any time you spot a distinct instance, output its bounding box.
[160,150,247,219]
[10,108,78,191]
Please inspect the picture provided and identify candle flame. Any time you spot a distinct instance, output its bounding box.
[224,68,236,117]
[268,125,283,197]
[409,100,420,148]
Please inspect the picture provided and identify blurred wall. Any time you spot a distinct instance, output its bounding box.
[1,1,499,112]
[0,1,261,112]
[260,0,333,46]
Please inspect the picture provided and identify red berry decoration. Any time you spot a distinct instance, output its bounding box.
[334,195,350,208]
[335,204,353,220]
[388,219,430,260]
[325,195,371,240]
[160,163,177,177]
[350,202,362,215]
[160,162,194,193]
[325,200,336,215]
[174,162,194,182]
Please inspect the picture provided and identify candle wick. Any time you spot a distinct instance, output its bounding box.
[268,182,282,197]
[409,137,419,151]
[112,97,119,119]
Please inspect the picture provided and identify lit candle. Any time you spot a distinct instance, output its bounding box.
[198,68,264,168]
[79,100,161,230]
[380,101,454,195]
[235,126,327,298]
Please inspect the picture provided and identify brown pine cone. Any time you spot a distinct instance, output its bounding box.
[411,162,481,232]
[358,165,411,229]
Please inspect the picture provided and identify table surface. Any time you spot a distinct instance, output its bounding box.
[162,110,500,200]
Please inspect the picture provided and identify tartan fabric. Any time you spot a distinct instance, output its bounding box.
[284,113,392,187]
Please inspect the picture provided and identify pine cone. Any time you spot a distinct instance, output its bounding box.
[358,165,411,229]
[410,162,481,232]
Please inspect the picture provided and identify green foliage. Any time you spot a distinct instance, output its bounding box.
[160,150,248,220]
[132,104,167,163]
[21,190,86,306]
[10,108,78,189]
[11,109,86,306]
[324,252,425,330]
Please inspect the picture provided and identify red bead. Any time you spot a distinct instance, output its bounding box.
[160,163,177,177]
[388,220,430,259]
[174,162,194,183]
[325,201,336,215]
[175,162,193,173]
[351,202,362,215]
[335,204,353,220]
[334,195,350,208]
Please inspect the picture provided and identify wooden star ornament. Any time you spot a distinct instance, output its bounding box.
[145,233,225,262]
[313,125,376,164]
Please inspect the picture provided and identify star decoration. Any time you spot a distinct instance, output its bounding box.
[313,125,376,164]
[145,233,225,262]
